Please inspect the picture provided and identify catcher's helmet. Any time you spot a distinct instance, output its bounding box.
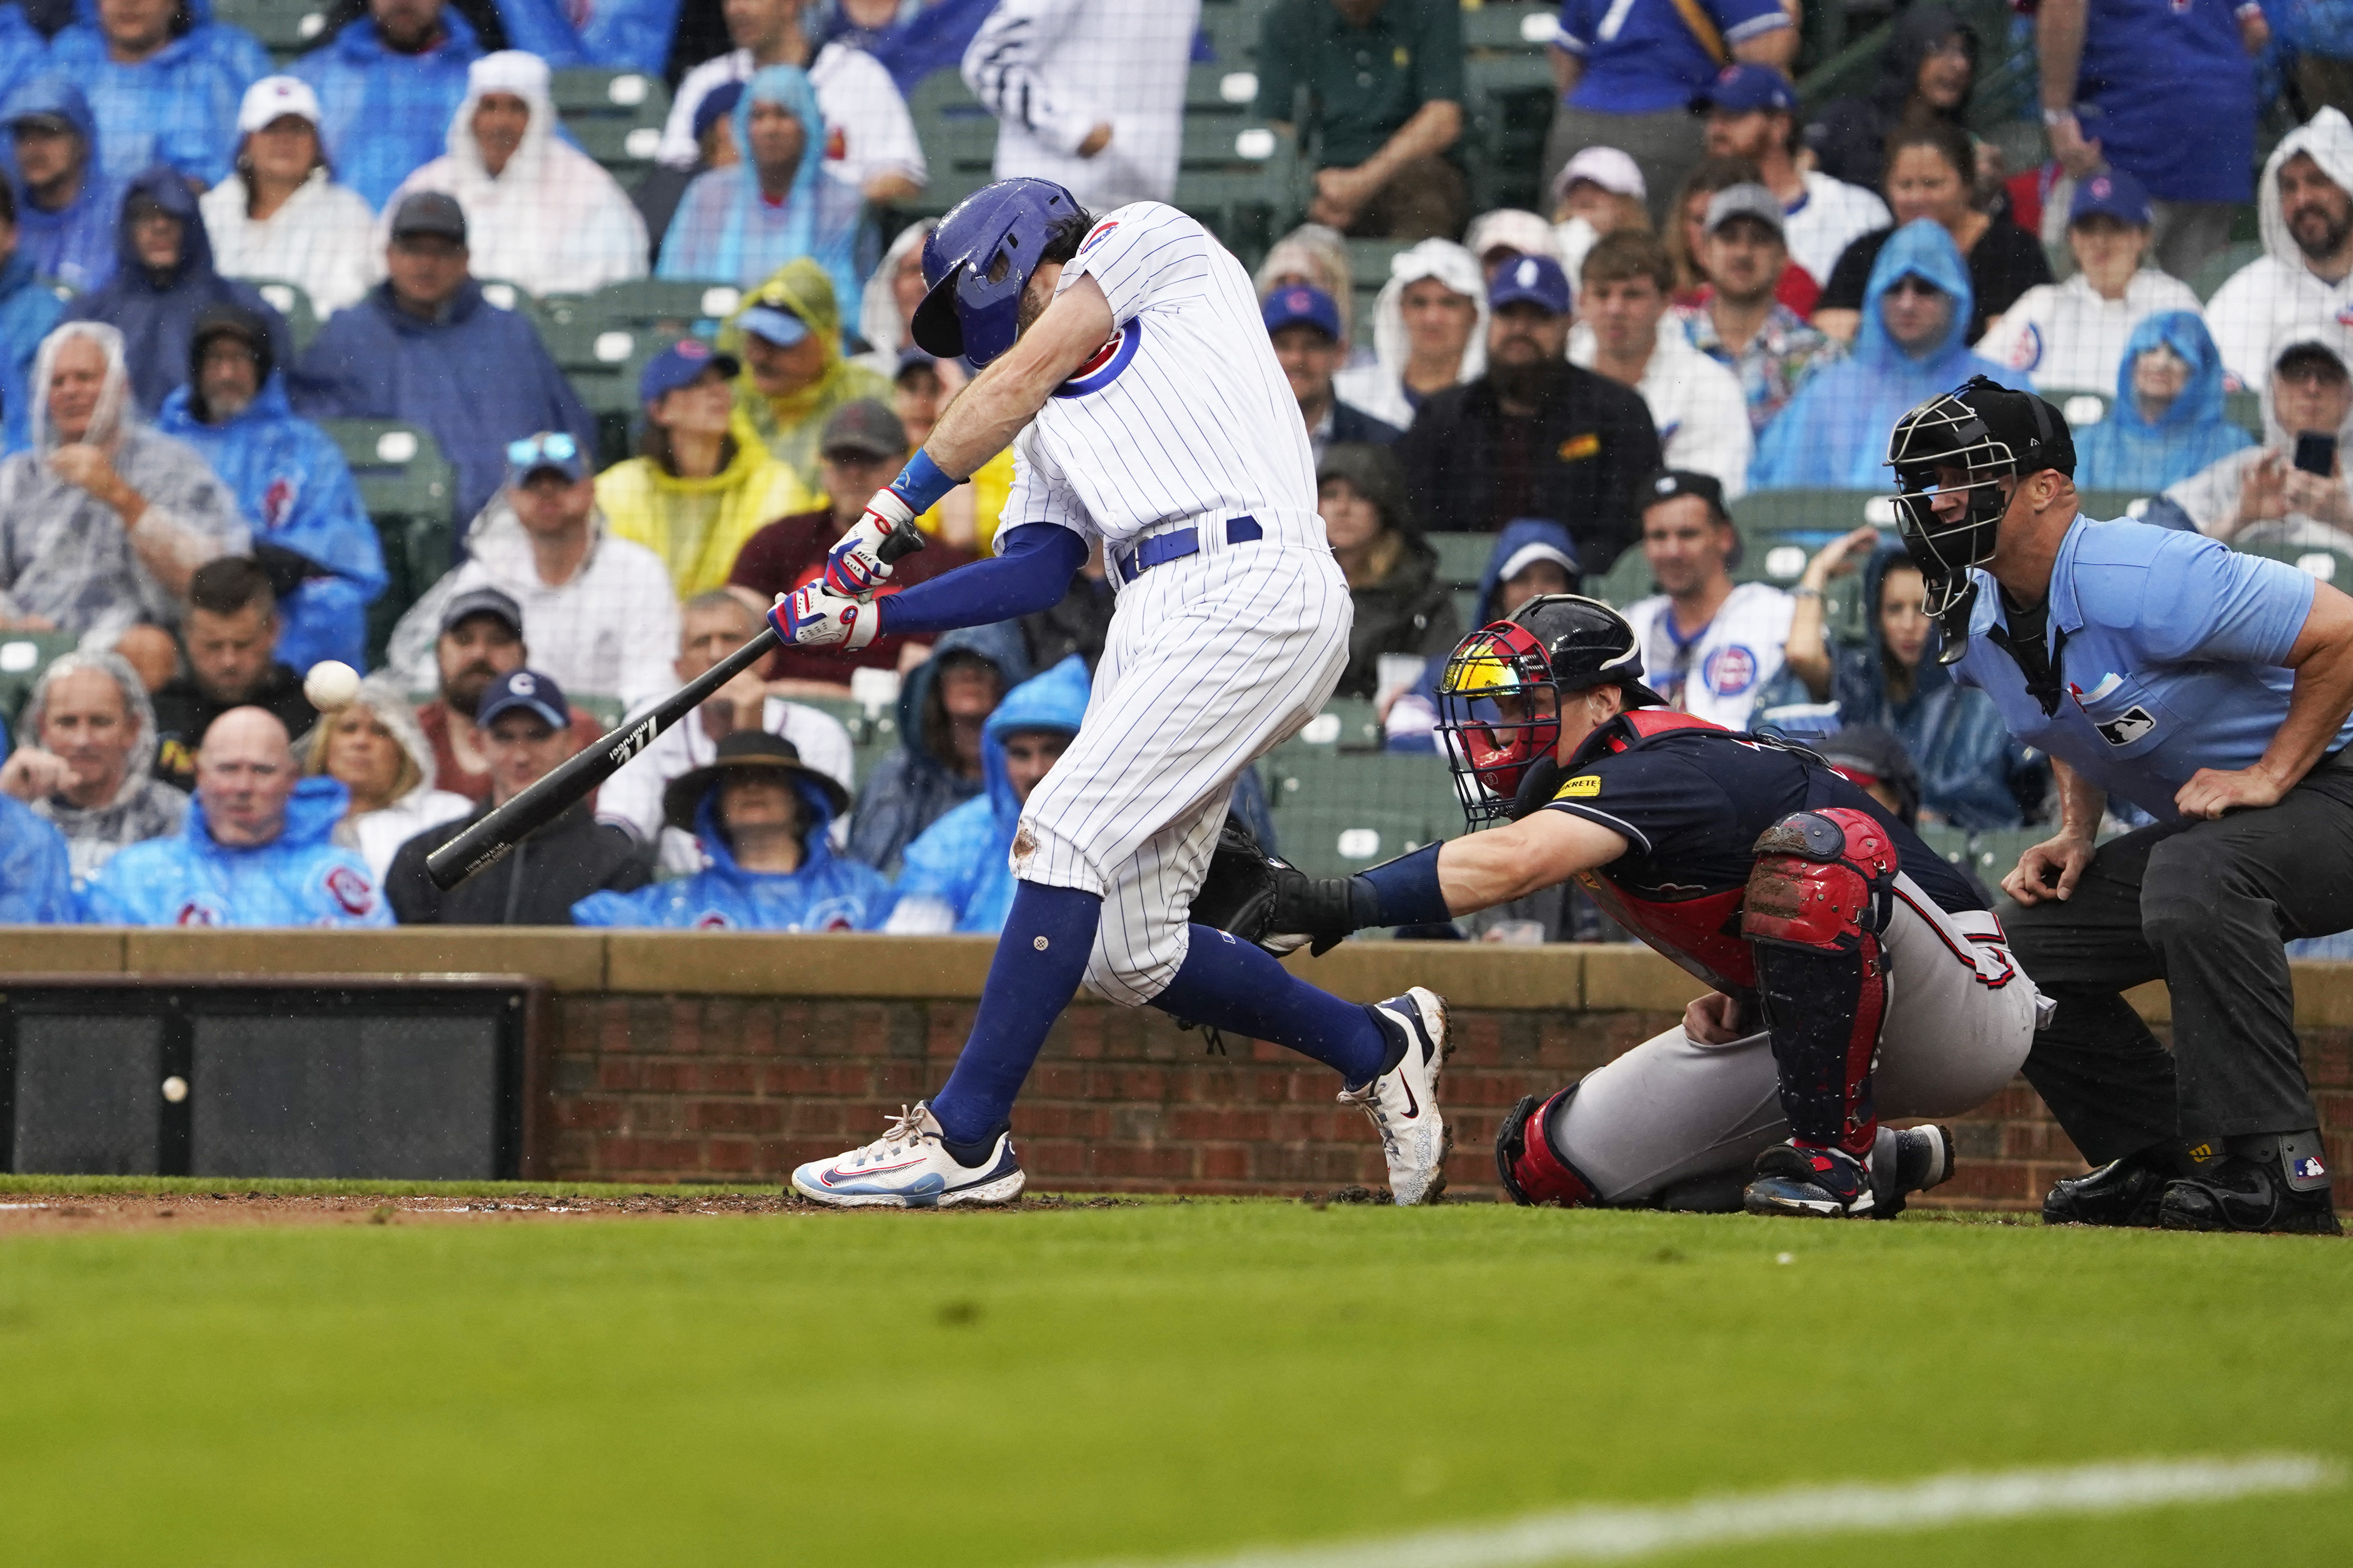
[1436,595,1664,827]
[911,178,1089,368]
[1885,376,2072,631]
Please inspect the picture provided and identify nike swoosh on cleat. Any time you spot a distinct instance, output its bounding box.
[822,1156,924,1186]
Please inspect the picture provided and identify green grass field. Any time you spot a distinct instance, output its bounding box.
[2,1195,2348,1565]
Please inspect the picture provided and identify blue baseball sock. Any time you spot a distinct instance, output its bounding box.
[1151,925,1396,1085]
[930,882,1102,1151]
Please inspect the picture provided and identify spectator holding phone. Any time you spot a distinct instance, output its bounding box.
[2152,327,2353,554]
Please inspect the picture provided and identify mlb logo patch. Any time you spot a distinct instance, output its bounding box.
[2295,1155,2328,1180]
[2095,705,2155,746]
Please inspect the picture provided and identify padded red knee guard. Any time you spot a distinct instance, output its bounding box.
[1743,806,1897,948]
[1495,1089,1598,1207]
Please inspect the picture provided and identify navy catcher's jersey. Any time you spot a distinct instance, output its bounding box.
[1541,714,1984,921]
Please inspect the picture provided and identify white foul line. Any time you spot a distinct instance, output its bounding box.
[1078,1455,2341,1568]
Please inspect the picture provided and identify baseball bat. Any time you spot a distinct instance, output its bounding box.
[423,520,926,891]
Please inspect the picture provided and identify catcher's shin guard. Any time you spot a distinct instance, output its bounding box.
[1742,808,1898,1159]
[1494,1089,1598,1207]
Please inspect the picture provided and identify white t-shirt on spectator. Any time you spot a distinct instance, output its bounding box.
[201,170,383,316]
[1570,318,1754,500]
[658,43,927,196]
[385,504,682,715]
[1975,270,2205,393]
[1780,173,1890,291]
[597,695,856,874]
[1623,582,1796,732]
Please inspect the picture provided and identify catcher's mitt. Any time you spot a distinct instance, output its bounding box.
[1188,815,1362,958]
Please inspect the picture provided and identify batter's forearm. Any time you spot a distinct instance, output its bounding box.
[921,274,1119,482]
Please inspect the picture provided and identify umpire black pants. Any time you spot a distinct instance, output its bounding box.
[2000,753,2353,1163]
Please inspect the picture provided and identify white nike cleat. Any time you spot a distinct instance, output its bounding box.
[788,1102,1026,1209]
[1338,987,1453,1205]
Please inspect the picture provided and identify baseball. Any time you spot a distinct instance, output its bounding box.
[304,660,361,711]
[160,1075,188,1103]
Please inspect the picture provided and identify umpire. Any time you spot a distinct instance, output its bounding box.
[1885,375,2353,1235]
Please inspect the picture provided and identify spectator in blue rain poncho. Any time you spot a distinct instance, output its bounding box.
[0,176,66,456]
[658,64,863,312]
[82,705,392,926]
[1750,219,2019,490]
[61,165,292,415]
[0,793,80,923]
[844,620,1031,876]
[2073,309,2254,494]
[153,303,386,670]
[289,0,486,211]
[3,75,127,294]
[885,654,1090,935]
[47,0,271,187]
[572,730,892,930]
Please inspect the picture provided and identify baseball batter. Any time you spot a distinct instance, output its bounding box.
[771,179,1458,1208]
[1262,595,2045,1217]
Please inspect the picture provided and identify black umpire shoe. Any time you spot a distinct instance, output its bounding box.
[2043,1151,2171,1228]
[2159,1157,2342,1236]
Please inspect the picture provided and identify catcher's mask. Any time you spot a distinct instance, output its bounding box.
[1436,594,1660,828]
[1884,376,2065,660]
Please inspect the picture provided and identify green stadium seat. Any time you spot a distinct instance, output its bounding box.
[1186,62,1264,110]
[1429,533,1494,591]
[1175,123,1305,266]
[1462,52,1557,212]
[209,0,327,62]
[2190,240,2262,303]
[1593,543,1654,609]
[2225,388,2263,439]
[1729,489,1891,540]
[1196,0,1270,66]
[571,694,627,730]
[905,73,998,215]
[1462,2,1560,51]
[551,68,672,182]
[1262,750,1456,878]
[2075,489,2154,521]
[0,630,79,728]
[567,117,667,183]
[319,420,457,662]
[2048,388,2111,429]
[248,278,320,352]
[475,278,554,334]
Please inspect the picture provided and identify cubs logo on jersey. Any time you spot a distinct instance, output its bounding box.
[262,474,300,529]
[324,863,375,915]
[1701,645,1759,697]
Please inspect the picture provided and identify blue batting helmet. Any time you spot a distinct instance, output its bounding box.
[910,177,1088,368]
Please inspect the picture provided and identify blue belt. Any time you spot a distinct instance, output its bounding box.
[1115,516,1262,585]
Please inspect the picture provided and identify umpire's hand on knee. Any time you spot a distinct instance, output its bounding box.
[2004,833,2095,905]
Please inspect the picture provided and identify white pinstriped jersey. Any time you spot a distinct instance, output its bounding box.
[997,202,1321,554]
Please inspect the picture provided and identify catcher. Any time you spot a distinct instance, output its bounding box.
[1231,595,2046,1217]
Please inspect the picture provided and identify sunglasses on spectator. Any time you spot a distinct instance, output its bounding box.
[1886,277,1946,300]
[507,433,579,467]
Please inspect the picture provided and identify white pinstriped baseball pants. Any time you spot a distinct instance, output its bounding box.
[1012,515,1350,1006]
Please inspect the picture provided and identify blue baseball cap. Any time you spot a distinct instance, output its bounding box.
[2070,167,2153,228]
[503,430,586,487]
[1488,253,1572,316]
[639,337,740,403]
[736,304,809,347]
[476,668,569,732]
[692,80,743,146]
[1263,284,1342,341]
[1691,63,1797,116]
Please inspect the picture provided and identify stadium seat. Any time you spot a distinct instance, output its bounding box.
[1261,749,1456,878]
[1729,489,1893,542]
[905,73,999,215]
[248,278,320,353]
[208,0,327,64]
[1283,698,1384,750]
[1174,120,1305,265]
[318,420,457,662]
[585,277,742,334]
[1593,544,1653,609]
[1461,2,1560,51]
[1195,0,1270,67]
[552,68,672,182]
[2075,489,2154,521]
[2240,538,2353,588]
[1462,52,1557,213]
[1428,533,1493,595]
[2190,240,2263,303]
[2047,387,2111,429]
[0,629,78,729]
[2225,388,2263,439]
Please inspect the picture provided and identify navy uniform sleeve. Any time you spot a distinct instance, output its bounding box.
[1539,746,1725,860]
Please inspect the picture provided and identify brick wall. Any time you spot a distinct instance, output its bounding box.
[544,992,2353,1209]
[8,930,2349,1207]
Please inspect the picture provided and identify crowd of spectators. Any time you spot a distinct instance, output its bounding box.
[0,0,2345,936]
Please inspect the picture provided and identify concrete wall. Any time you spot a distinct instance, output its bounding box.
[7,930,2350,1204]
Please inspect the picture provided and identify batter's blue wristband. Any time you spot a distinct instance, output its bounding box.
[1354,840,1450,928]
[891,449,957,515]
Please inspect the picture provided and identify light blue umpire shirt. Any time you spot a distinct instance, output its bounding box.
[1946,515,2353,823]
